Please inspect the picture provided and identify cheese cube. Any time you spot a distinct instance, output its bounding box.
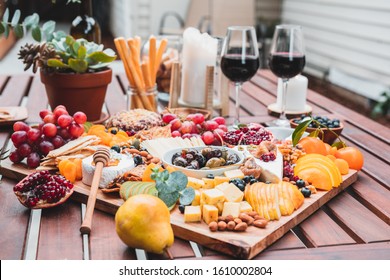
[202,204,218,224]
[184,206,201,222]
[222,202,241,218]
[216,201,224,215]
[187,177,205,189]
[214,176,230,186]
[202,178,215,189]
[216,183,243,202]
[202,188,225,205]
[191,189,201,206]
[240,201,253,213]
[224,169,245,179]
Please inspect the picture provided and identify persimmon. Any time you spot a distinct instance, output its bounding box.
[334,147,364,170]
[298,137,327,156]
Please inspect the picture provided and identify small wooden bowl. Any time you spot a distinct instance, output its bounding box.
[161,107,212,120]
[290,118,344,144]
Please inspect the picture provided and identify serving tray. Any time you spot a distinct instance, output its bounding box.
[0,158,358,259]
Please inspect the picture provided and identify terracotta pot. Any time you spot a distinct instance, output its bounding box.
[40,68,112,121]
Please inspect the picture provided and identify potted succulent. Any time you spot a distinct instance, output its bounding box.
[0,7,116,122]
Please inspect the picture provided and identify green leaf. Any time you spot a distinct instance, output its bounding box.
[167,171,188,191]
[0,22,5,35]
[179,188,195,206]
[47,58,69,68]
[31,25,41,42]
[23,14,39,30]
[52,30,67,41]
[77,45,87,59]
[13,24,24,38]
[88,62,111,70]
[71,41,80,57]
[3,8,9,23]
[11,9,21,27]
[65,35,75,46]
[292,119,312,146]
[3,23,9,38]
[68,58,88,73]
[42,20,55,34]
[158,191,179,209]
[308,129,320,138]
[87,51,117,63]
[156,181,176,194]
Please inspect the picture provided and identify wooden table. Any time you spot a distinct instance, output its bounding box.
[1,70,389,260]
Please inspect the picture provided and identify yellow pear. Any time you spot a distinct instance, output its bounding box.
[115,194,174,254]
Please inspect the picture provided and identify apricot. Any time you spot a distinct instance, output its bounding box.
[334,158,349,175]
[298,137,328,156]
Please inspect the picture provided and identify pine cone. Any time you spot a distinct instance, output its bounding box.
[18,43,59,73]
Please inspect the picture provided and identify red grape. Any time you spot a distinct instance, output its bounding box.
[180,121,193,134]
[218,124,228,132]
[73,111,87,124]
[39,109,51,120]
[182,133,192,139]
[58,128,71,140]
[39,141,54,156]
[171,131,181,137]
[53,107,68,119]
[212,117,226,125]
[43,114,56,124]
[169,119,182,132]
[51,135,65,149]
[42,123,57,138]
[13,121,30,132]
[191,113,205,125]
[54,105,66,111]
[27,152,41,169]
[68,123,84,138]
[204,120,219,131]
[57,114,73,128]
[11,131,27,147]
[9,151,22,163]
[162,113,177,124]
[202,131,215,145]
[27,128,41,142]
[18,143,32,158]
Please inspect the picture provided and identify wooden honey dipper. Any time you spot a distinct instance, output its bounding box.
[80,147,110,234]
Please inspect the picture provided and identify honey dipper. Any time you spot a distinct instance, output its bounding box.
[80,147,110,234]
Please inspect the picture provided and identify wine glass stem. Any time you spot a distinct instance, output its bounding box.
[235,82,242,124]
[280,79,288,120]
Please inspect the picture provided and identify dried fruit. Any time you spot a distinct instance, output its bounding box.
[13,171,74,209]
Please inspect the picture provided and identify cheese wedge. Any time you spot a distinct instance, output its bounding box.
[257,149,284,183]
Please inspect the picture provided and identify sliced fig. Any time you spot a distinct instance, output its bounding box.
[13,171,74,209]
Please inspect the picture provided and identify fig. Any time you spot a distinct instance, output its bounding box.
[13,171,74,209]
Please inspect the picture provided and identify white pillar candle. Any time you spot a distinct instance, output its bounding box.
[179,28,218,106]
[276,75,308,111]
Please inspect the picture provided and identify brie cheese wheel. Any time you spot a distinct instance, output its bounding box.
[255,149,283,183]
[82,152,135,188]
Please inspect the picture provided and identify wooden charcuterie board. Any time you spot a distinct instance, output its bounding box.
[0,158,358,259]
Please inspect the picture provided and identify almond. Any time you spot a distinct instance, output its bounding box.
[234,222,248,232]
[239,213,254,225]
[208,221,218,232]
[253,219,268,228]
[227,221,236,231]
[217,221,227,231]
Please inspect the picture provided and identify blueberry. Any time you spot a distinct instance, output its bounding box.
[250,178,258,184]
[206,174,215,179]
[133,155,143,166]
[178,204,185,214]
[236,183,245,192]
[110,145,121,153]
[243,176,251,184]
[296,179,305,188]
[110,129,117,135]
[300,187,311,198]
[229,178,245,189]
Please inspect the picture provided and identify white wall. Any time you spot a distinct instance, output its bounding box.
[281,0,390,101]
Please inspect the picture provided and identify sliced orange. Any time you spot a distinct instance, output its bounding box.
[334,158,349,175]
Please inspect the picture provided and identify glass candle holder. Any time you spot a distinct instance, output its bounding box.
[127,85,158,112]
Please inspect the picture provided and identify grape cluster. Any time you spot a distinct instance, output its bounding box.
[223,125,273,146]
[162,113,228,145]
[14,171,74,208]
[9,105,87,168]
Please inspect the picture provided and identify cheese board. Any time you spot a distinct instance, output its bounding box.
[0,157,358,259]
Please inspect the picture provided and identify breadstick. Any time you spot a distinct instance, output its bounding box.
[149,36,157,84]
[141,61,155,109]
[155,38,168,79]
[127,38,145,89]
[134,35,142,58]
[114,37,135,87]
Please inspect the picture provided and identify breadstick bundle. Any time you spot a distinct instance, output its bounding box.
[114,35,168,112]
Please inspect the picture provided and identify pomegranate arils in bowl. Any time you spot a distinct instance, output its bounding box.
[223,127,273,146]
[14,171,74,209]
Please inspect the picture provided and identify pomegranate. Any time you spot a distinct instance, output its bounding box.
[13,171,74,209]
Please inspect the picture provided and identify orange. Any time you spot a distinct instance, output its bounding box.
[296,167,333,191]
[334,146,364,171]
[326,154,336,161]
[324,143,338,156]
[298,137,328,156]
[334,158,349,175]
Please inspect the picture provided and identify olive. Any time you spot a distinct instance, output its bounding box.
[300,187,311,198]
[205,157,226,168]
[194,154,206,168]
[296,179,306,188]
[229,178,245,191]
[243,176,252,184]
[132,138,141,150]
[206,174,215,179]
[190,160,200,169]
[133,155,143,166]
[250,178,258,184]
[110,145,121,153]
[173,157,187,167]
[178,204,185,214]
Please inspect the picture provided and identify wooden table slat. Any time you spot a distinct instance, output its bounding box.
[0,75,30,107]
[25,74,48,124]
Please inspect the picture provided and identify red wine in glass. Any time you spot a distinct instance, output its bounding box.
[221,54,260,83]
[268,52,305,79]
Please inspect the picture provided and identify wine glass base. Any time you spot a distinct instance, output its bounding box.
[265,118,291,128]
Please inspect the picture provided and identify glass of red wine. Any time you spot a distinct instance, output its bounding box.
[268,25,305,127]
[221,26,260,125]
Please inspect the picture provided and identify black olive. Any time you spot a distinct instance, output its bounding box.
[178,204,185,214]
[243,176,251,184]
[296,179,306,188]
[300,187,311,198]
[236,183,245,191]
[190,160,200,169]
[110,145,121,153]
[133,155,143,166]
[173,157,187,167]
[206,174,215,179]
[229,178,245,190]
[250,178,259,184]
